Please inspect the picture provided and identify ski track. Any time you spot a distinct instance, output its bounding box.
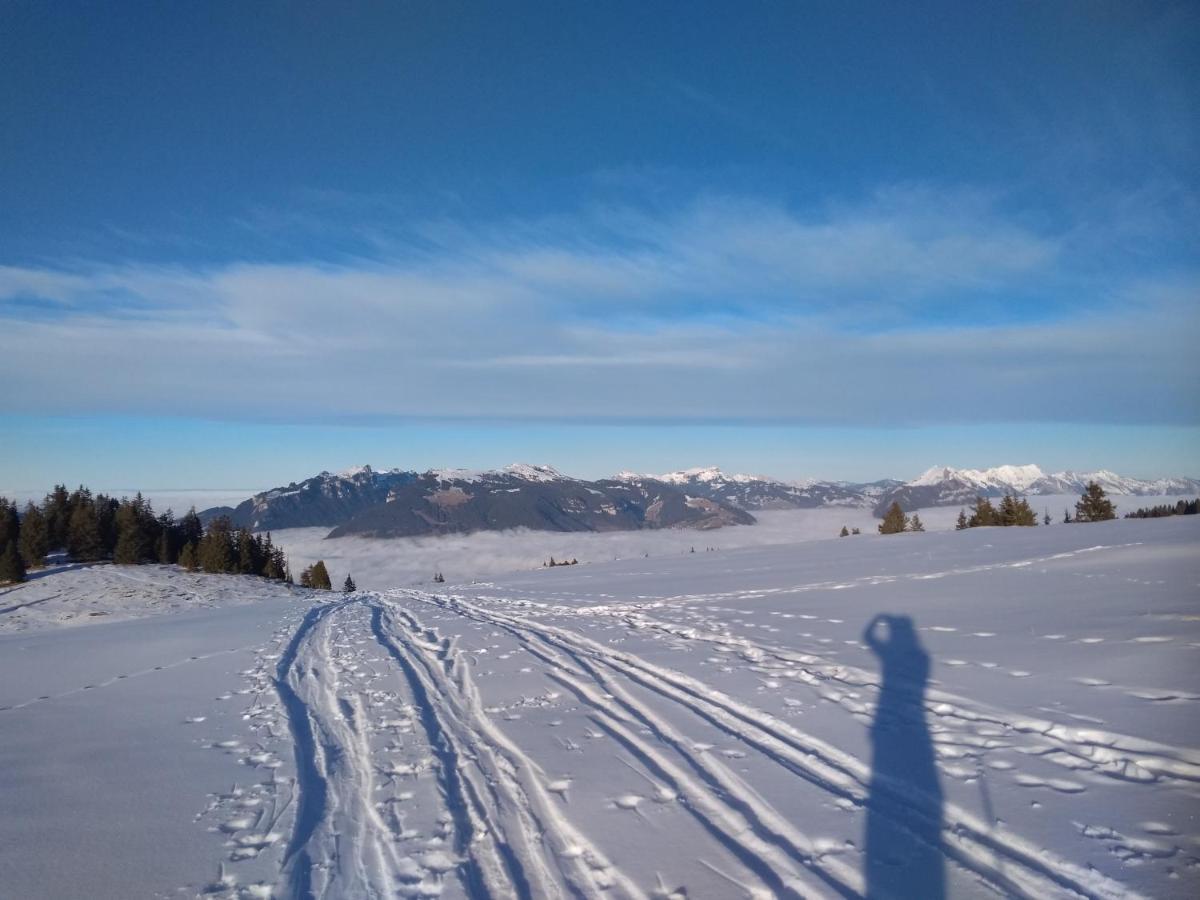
[193,566,1196,899]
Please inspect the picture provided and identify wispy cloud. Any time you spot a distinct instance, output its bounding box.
[0,188,1195,426]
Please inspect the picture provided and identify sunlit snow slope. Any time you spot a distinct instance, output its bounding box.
[1,518,1197,899]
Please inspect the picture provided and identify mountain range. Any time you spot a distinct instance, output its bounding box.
[200,463,1199,538]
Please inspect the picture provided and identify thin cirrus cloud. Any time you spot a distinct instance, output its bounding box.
[0,187,1195,426]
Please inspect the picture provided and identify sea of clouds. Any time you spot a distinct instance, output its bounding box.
[270,495,1180,591]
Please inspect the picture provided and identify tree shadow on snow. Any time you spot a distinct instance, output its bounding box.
[862,613,944,899]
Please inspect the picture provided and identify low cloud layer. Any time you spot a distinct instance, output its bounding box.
[276,496,1169,591]
[1,189,1196,426]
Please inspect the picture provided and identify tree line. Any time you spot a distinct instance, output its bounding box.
[0,485,290,585]
[860,481,1122,541]
[954,493,1038,529]
[1124,498,1199,519]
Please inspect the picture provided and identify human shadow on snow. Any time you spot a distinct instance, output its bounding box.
[862,613,944,899]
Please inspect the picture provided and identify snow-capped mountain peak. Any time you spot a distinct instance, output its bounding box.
[911,464,1045,491]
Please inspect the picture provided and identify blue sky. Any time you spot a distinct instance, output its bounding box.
[1,1,1197,489]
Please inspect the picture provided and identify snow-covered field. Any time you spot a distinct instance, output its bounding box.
[1,516,1198,899]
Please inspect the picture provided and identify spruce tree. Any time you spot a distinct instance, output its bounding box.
[236,528,258,574]
[179,507,204,548]
[968,496,996,528]
[113,499,143,564]
[67,502,104,560]
[0,540,26,584]
[19,502,48,568]
[44,484,71,549]
[299,565,314,588]
[343,574,356,593]
[1075,481,1116,522]
[878,502,907,535]
[309,560,332,590]
[1014,497,1037,527]
[198,517,235,573]
[0,498,19,550]
[955,509,968,531]
[156,527,173,564]
[1043,509,1051,526]
[839,525,850,537]
[179,541,199,571]
[907,513,925,532]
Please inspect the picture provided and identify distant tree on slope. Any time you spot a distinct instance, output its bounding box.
[955,509,968,531]
[907,513,925,532]
[343,574,356,593]
[1075,481,1116,522]
[839,525,850,537]
[878,502,907,535]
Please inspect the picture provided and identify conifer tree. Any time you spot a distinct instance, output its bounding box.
[955,508,969,531]
[1014,497,1037,527]
[267,544,288,581]
[1063,508,1072,524]
[878,502,907,534]
[0,498,19,550]
[155,511,176,563]
[968,496,996,528]
[179,541,199,572]
[851,527,861,535]
[236,528,259,574]
[198,517,235,573]
[0,540,26,584]
[179,507,204,548]
[113,499,144,564]
[1043,509,1051,526]
[299,566,313,588]
[156,527,173,564]
[907,513,925,532]
[93,494,119,557]
[19,502,48,568]
[839,525,849,537]
[309,560,332,590]
[43,484,71,549]
[67,502,104,560]
[343,574,356,593]
[998,493,1018,526]
[1075,481,1116,522]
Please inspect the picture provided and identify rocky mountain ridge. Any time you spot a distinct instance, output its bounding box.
[200,462,1200,537]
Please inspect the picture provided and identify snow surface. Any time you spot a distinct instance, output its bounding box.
[1,518,1198,899]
